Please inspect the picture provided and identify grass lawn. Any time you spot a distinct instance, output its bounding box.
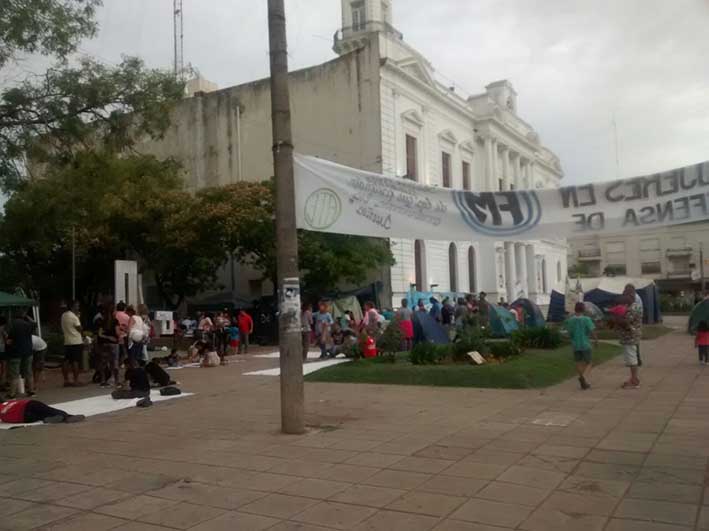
[595,324,674,341]
[305,342,623,389]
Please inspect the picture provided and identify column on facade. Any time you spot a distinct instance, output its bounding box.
[522,160,529,189]
[485,137,494,192]
[528,161,535,188]
[513,153,521,190]
[526,244,538,299]
[501,146,510,191]
[478,240,499,300]
[515,243,528,298]
[504,241,517,303]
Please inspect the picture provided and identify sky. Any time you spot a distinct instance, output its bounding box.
[19,0,709,185]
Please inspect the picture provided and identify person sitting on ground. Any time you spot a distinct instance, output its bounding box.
[200,342,221,368]
[111,359,150,399]
[565,302,598,390]
[166,348,180,367]
[1,399,85,424]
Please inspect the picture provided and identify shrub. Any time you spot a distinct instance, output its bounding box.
[453,325,489,360]
[410,342,449,365]
[487,340,522,359]
[377,319,402,361]
[511,326,563,350]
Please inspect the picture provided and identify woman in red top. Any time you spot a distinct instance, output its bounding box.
[0,399,84,424]
[695,320,709,364]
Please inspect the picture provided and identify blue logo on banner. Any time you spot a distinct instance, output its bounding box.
[453,190,542,236]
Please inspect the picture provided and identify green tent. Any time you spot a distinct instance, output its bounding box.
[688,300,709,334]
[487,303,519,337]
[0,291,36,308]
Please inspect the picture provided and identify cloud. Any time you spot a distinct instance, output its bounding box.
[27,0,709,184]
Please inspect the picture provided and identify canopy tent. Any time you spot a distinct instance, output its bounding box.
[405,291,466,312]
[412,311,449,345]
[550,277,662,324]
[0,291,36,307]
[688,300,709,334]
[511,298,545,328]
[330,295,364,323]
[487,303,519,337]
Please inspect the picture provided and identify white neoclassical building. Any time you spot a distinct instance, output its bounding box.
[139,0,567,308]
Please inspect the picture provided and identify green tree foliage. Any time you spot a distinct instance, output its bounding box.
[198,180,395,296]
[0,153,224,307]
[0,0,100,67]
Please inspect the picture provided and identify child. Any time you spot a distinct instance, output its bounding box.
[227,321,240,359]
[200,343,221,368]
[696,320,709,364]
[564,302,598,390]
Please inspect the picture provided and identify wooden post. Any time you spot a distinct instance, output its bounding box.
[267,0,305,434]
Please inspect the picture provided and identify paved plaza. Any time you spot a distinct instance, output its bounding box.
[2,318,709,531]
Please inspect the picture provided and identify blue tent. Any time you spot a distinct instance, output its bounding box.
[487,304,519,337]
[511,298,545,328]
[412,311,449,345]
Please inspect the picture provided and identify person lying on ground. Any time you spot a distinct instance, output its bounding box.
[1,399,84,424]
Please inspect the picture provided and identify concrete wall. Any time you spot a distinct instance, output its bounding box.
[137,42,383,301]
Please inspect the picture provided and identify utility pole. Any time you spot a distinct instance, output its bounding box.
[267,0,305,435]
[71,226,76,301]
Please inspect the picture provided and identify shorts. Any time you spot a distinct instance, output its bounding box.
[573,349,592,363]
[229,339,239,348]
[32,349,47,371]
[64,344,83,364]
[623,344,639,367]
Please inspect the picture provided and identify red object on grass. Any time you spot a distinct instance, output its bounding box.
[363,336,377,358]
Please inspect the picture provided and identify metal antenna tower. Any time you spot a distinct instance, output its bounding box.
[173,0,184,80]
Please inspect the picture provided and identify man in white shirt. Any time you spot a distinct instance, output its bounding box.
[61,301,83,387]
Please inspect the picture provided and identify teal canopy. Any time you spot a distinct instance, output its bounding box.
[487,303,519,337]
[0,291,36,308]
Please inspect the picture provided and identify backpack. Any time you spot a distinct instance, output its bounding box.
[159,386,181,396]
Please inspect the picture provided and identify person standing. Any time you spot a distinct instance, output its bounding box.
[96,306,120,388]
[301,303,314,361]
[565,302,598,390]
[396,299,414,351]
[114,302,130,368]
[61,301,83,387]
[126,306,146,366]
[429,297,442,323]
[617,287,643,389]
[237,309,254,354]
[31,333,48,392]
[6,310,35,398]
[695,320,709,365]
[0,315,8,394]
[478,292,490,325]
[314,302,334,359]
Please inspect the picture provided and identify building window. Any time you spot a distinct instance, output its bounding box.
[449,243,458,292]
[415,240,426,291]
[351,1,365,31]
[541,259,548,293]
[605,242,626,272]
[510,184,516,191]
[557,261,562,282]
[442,152,451,188]
[462,161,471,191]
[405,134,418,181]
[605,264,627,276]
[468,246,477,292]
[499,179,504,191]
[641,262,662,275]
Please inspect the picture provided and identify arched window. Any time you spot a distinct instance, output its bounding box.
[557,261,562,282]
[415,240,426,291]
[468,246,477,293]
[541,259,548,294]
[449,243,458,292]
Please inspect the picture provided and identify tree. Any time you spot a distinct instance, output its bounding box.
[0,0,100,68]
[0,152,227,307]
[198,181,395,297]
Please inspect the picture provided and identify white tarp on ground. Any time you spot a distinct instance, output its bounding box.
[295,154,709,241]
[0,390,193,429]
[244,359,350,377]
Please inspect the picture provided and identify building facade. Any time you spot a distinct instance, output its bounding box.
[568,222,709,294]
[139,0,567,307]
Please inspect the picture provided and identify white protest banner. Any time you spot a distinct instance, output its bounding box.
[294,154,709,241]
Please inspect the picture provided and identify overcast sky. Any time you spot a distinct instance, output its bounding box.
[53,0,709,184]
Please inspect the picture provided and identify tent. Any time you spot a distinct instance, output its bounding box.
[331,295,364,323]
[688,300,709,334]
[412,311,449,345]
[487,303,519,337]
[511,298,545,328]
[549,277,662,324]
[547,290,566,322]
[0,291,36,307]
[583,301,604,322]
